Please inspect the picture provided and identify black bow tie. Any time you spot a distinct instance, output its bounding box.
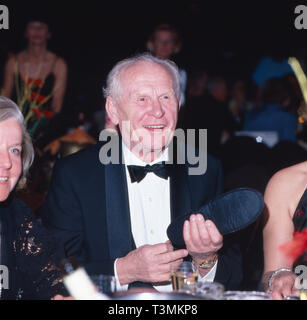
[127,162,169,183]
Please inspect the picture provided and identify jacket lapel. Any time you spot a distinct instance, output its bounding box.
[167,143,192,223]
[104,144,135,259]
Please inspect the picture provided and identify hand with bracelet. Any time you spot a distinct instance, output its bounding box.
[183,213,222,277]
[264,268,297,300]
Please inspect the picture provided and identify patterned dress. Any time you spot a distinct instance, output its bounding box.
[292,188,307,267]
[12,57,57,143]
[0,197,66,299]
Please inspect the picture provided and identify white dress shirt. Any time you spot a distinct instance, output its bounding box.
[114,142,217,291]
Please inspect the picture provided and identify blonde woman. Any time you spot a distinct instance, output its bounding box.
[0,96,65,299]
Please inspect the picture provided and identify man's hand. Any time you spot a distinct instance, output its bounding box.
[183,214,223,269]
[116,240,188,285]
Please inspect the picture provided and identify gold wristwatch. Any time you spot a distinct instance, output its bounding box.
[196,254,218,269]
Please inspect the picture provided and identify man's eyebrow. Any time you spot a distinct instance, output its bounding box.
[10,143,23,147]
[130,90,150,97]
[159,89,175,95]
[130,88,175,97]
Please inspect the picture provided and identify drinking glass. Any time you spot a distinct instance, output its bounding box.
[194,281,225,300]
[90,274,117,296]
[171,261,198,293]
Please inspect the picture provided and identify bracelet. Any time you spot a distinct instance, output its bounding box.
[267,268,292,288]
[193,254,218,270]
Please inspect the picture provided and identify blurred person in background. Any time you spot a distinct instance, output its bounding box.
[180,75,236,157]
[228,79,254,130]
[252,52,293,106]
[243,76,298,143]
[147,23,187,107]
[2,16,67,149]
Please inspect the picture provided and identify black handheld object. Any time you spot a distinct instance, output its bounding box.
[167,188,264,248]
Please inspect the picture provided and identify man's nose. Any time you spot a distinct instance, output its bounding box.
[0,150,12,169]
[149,99,165,118]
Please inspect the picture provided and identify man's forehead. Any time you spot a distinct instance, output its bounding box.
[122,61,171,78]
[120,61,174,89]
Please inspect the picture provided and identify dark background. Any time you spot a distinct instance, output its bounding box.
[0,0,306,115]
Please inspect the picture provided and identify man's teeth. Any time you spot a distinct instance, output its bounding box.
[145,125,164,129]
[0,177,8,182]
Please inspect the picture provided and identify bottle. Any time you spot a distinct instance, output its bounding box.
[60,258,110,300]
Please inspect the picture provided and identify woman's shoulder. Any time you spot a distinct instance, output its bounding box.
[47,51,67,70]
[14,51,28,64]
[271,161,307,184]
[4,53,19,70]
[265,161,307,215]
[10,197,37,223]
[11,197,57,253]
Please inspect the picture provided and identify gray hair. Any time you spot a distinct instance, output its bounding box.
[103,52,181,102]
[0,96,34,189]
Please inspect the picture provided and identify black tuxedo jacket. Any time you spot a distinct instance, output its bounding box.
[41,140,243,290]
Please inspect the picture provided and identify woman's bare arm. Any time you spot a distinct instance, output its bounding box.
[51,57,67,113]
[263,169,296,273]
[2,55,16,98]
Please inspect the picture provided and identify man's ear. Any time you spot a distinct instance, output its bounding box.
[105,96,119,125]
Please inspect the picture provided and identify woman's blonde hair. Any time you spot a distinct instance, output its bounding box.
[0,96,34,189]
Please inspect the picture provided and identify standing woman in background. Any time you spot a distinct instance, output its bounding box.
[2,17,67,148]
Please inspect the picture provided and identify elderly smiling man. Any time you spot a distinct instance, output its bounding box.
[41,53,242,291]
